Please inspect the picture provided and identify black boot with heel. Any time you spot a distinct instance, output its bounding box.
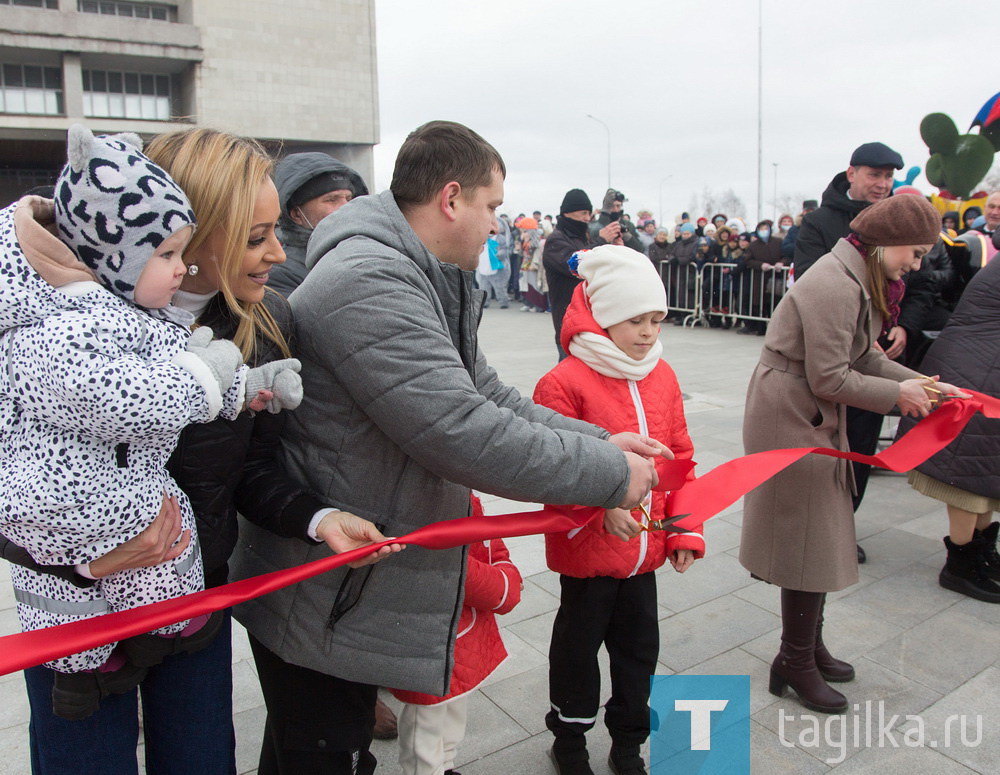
[814,593,855,682]
[769,588,848,714]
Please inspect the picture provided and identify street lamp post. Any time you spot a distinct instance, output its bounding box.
[586,113,611,191]
[659,175,674,228]
[756,0,763,223]
[772,162,779,222]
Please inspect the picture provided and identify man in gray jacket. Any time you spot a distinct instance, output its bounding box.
[231,121,662,775]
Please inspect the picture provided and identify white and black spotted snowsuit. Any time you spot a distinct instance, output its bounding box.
[0,202,246,672]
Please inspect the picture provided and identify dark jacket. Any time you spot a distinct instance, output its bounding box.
[588,212,644,254]
[793,172,872,278]
[648,240,672,265]
[897,258,1000,499]
[896,237,957,337]
[746,236,785,311]
[0,290,324,590]
[543,221,604,349]
[669,235,698,266]
[269,153,369,298]
[781,224,799,260]
[167,291,324,587]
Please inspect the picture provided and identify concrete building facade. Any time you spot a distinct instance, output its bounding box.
[0,0,378,203]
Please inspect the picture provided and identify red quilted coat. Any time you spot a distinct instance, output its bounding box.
[391,495,522,705]
[534,284,704,579]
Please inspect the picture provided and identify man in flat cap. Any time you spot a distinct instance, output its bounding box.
[793,142,903,278]
[792,141,904,565]
[270,152,369,296]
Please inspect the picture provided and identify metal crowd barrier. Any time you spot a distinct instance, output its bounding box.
[658,260,701,326]
[656,261,792,329]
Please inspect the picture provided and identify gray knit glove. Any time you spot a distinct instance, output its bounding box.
[185,327,243,394]
[245,358,303,413]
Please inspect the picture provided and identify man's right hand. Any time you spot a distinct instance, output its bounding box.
[618,451,657,509]
[599,221,623,245]
[315,511,404,569]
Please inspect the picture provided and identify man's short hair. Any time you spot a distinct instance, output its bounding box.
[391,121,506,213]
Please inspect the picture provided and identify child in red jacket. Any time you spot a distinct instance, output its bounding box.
[533,245,704,775]
[391,494,522,775]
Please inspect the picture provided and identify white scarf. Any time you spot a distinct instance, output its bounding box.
[568,331,662,381]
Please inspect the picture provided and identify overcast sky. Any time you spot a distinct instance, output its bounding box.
[371,0,996,226]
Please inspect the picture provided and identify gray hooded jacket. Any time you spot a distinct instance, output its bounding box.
[231,191,631,694]
[269,152,368,297]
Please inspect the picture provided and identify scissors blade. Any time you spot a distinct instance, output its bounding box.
[648,513,692,533]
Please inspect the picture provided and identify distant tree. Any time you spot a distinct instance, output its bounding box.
[685,187,747,220]
[717,188,747,220]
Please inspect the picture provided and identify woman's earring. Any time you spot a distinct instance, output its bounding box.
[875,246,884,264]
[187,264,199,276]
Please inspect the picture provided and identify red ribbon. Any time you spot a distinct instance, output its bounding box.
[0,392,996,677]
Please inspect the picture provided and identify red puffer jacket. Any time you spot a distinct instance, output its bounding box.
[534,284,704,579]
[391,496,522,705]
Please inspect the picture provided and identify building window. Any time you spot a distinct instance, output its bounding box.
[0,1,60,9]
[77,1,174,20]
[83,69,171,120]
[0,64,63,115]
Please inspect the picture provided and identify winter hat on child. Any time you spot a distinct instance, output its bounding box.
[54,124,196,310]
[679,222,696,235]
[573,245,667,328]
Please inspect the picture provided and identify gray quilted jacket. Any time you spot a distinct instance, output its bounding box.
[231,191,630,694]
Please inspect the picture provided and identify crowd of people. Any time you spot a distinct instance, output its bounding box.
[0,118,998,775]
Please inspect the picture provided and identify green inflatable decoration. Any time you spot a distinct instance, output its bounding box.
[920,112,996,199]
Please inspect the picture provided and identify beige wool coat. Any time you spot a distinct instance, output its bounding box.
[739,239,920,592]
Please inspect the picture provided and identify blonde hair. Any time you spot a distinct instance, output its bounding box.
[864,244,890,322]
[145,129,290,361]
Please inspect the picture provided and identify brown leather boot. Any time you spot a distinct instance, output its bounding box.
[815,594,855,682]
[373,696,398,740]
[769,588,848,714]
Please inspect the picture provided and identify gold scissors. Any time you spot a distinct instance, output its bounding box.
[634,502,692,533]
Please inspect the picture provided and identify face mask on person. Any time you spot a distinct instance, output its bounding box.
[757,228,770,240]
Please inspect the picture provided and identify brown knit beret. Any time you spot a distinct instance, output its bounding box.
[849,194,941,246]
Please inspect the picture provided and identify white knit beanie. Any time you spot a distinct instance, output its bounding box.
[573,245,667,328]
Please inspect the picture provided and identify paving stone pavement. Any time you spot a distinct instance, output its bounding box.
[2,306,998,774]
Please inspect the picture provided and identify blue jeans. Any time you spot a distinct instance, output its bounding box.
[24,611,236,775]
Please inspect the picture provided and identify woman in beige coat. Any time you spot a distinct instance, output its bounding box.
[739,195,965,713]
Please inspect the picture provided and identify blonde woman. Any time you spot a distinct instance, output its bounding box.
[19,128,395,775]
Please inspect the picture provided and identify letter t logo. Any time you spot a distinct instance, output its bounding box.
[674,700,729,750]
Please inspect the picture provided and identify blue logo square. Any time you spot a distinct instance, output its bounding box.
[651,675,751,774]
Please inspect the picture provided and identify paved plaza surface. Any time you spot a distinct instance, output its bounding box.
[1,306,998,774]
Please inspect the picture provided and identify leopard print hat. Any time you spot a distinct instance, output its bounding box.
[53,124,196,309]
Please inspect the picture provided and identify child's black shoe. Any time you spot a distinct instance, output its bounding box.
[608,744,647,775]
[549,742,595,775]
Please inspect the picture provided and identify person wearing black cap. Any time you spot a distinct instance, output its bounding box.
[793,143,903,278]
[269,152,369,297]
[544,188,621,359]
[792,141,904,566]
